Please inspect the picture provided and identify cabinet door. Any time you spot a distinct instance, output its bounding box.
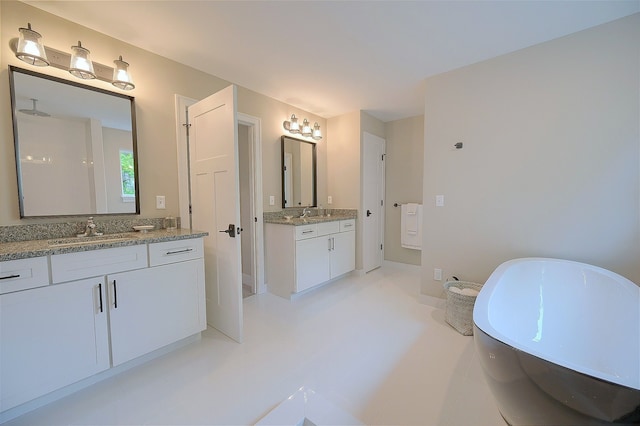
[108,259,205,366]
[295,237,331,292]
[331,231,355,278]
[0,278,109,411]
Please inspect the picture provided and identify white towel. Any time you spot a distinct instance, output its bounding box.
[401,203,422,250]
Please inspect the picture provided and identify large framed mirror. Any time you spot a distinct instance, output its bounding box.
[9,66,139,218]
[281,135,317,209]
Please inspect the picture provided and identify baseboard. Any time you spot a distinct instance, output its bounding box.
[382,260,421,272]
[419,293,446,309]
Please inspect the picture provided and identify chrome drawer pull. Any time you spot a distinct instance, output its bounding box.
[165,248,193,255]
[0,274,20,280]
[302,230,314,234]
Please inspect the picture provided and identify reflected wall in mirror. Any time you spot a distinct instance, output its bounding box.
[9,66,139,217]
[281,135,317,209]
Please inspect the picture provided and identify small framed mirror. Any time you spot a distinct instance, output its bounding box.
[9,66,139,217]
[281,135,317,209]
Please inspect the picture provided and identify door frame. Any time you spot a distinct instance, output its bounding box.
[237,113,266,295]
[174,96,265,294]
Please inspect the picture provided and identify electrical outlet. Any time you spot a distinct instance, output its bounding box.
[327,196,333,204]
[434,268,442,281]
[156,195,166,209]
[269,195,275,206]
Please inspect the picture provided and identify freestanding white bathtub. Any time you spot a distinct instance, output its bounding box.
[473,258,640,425]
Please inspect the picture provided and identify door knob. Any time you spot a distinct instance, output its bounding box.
[219,224,236,238]
[367,209,372,217]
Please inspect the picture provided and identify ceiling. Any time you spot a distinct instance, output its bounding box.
[25,0,640,122]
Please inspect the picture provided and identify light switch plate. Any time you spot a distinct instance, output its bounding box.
[434,268,442,281]
[269,195,275,206]
[435,195,444,207]
[328,196,333,204]
[156,195,166,209]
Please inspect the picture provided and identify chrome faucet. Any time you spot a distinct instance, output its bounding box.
[301,207,311,218]
[79,217,102,237]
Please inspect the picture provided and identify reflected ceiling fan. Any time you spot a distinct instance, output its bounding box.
[19,98,50,117]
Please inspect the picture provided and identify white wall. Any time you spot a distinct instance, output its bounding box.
[421,14,640,296]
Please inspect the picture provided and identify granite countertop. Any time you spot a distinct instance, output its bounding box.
[0,229,208,262]
[264,214,356,226]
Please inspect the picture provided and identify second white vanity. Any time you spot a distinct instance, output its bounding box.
[265,214,356,298]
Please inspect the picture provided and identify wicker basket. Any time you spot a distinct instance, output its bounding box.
[443,280,483,336]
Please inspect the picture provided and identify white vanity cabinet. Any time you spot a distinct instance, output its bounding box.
[0,274,109,412]
[266,219,355,298]
[0,236,206,414]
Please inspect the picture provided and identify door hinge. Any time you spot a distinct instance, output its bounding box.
[254,217,257,223]
[382,154,385,161]
[189,204,192,214]
[380,244,383,250]
[380,200,383,206]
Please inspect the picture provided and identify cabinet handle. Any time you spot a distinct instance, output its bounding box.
[302,230,314,234]
[165,248,193,255]
[98,283,103,313]
[328,238,332,251]
[332,237,335,251]
[0,274,20,280]
[113,280,118,309]
[343,223,353,228]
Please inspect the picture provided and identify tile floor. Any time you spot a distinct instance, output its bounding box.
[4,262,505,425]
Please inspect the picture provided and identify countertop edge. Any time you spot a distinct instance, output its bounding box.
[0,230,209,262]
[264,216,356,226]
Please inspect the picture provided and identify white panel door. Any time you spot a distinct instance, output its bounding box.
[0,278,109,411]
[108,260,205,366]
[296,237,331,292]
[362,132,386,273]
[189,85,243,343]
[331,231,356,278]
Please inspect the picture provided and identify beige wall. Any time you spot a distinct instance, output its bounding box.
[0,1,326,225]
[384,115,424,265]
[421,14,640,297]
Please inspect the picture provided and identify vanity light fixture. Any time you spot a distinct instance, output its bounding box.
[283,114,300,134]
[283,114,323,140]
[312,122,322,140]
[16,23,49,67]
[69,41,96,79]
[301,119,312,137]
[112,56,135,90]
[12,24,136,90]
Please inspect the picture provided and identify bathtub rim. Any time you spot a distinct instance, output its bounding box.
[473,257,640,391]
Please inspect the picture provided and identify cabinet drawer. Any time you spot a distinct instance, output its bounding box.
[317,221,340,236]
[51,245,148,283]
[0,256,49,294]
[340,219,356,232]
[149,238,203,266]
[295,224,317,240]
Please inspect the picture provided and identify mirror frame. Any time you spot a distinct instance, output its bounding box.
[9,66,140,218]
[281,135,317,209]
